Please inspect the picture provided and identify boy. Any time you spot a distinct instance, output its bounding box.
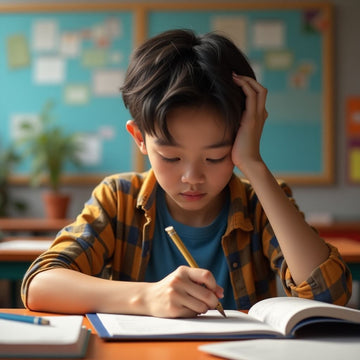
[21,29,351,318]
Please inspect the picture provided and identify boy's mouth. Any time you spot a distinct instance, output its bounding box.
[180,191,206,201]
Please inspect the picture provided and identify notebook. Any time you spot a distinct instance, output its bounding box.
[0,315,90,358]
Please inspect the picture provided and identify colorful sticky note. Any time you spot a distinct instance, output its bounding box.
[64,84,90,105]
[346,97,360,136]
[349,147,360,182]
[82,49,107,68]
[7,34,30,69]
[265,50,293,70]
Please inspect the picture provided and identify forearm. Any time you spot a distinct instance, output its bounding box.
[26,266,223,317]
[26,268,150,315]
[241,160,329,285]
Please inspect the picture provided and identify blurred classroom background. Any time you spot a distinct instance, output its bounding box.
[0,0,359,307]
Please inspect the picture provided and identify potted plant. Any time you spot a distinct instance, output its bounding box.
[0,144,27,222]
[19,100,83,219]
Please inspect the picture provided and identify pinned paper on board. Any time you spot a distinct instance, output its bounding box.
[105,17,122,38]
[289,61,315,89]
[10,114,40,141]
[33,56,65,84]
[32,20,58,51]
[93,69,125,96]
[64,84,90,105]
[7,34,30,69]
[77,133,102,166]
[99,126,116,140]
[211,16,247,51]
[303,9,328,33]
[60,32,81,57]
[253,20,285,49]
[92,24,111,48]
[82,48,107,68]
[108,51,123,64]
[265,50,293,70]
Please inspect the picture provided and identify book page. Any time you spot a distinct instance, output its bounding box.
[248,297,360,336]
[96,310,279,337]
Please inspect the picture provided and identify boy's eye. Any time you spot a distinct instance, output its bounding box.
[206,156,227,164]
[160,155,180,162]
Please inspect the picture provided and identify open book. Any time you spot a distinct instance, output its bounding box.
[87,297,360,340]
[0,315,90,358]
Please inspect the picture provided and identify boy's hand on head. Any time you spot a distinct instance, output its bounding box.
[231,74,268,173]
[144,266,224,318]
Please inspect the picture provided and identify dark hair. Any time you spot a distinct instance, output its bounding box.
[121,29,255,140]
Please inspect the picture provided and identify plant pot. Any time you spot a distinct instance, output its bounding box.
[42,191,70,219]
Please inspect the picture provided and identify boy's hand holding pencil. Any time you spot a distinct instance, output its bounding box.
[165,226,226,318]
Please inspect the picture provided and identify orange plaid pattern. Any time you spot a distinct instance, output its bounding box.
[21,170,352,309]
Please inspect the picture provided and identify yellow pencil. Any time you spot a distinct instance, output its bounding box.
[165,225,227,318]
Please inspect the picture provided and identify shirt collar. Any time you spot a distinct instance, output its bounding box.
[136,169,157,212]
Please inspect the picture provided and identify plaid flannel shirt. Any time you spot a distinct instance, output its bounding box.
[21,170,352,309]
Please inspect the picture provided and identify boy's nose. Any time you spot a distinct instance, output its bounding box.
[181,164,205,184]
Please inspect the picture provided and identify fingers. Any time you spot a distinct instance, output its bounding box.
[151,266,223,318]
[230,74,268,170]
[175,266,223,314]
[232,74,268,120]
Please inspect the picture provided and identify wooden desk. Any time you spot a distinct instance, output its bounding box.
[0,238,52,279]
[0,308,216,360]
[0,238,53,307]
[0,218,72,233]
[326,238,360,263]
[311,221,360,241]
[325,237,360,286]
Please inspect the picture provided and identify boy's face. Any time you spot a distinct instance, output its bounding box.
[141,105,235,226]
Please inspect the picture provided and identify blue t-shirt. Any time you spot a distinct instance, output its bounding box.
[145,186,236,310]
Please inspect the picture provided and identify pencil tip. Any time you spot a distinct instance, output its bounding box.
[216,304,227,318]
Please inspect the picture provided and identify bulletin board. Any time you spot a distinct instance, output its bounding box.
[1,2,334,185]
[0,3,137,185]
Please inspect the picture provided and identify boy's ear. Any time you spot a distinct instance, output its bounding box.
[126,120,147,154]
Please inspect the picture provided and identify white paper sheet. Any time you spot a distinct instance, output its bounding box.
[211,16,247,51]
[32,20,58,52]
[253,20,285,49]
[33,56,65,84]
[92,69,125,96]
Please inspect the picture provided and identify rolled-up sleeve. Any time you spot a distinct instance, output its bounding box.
[280,243,352,305]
